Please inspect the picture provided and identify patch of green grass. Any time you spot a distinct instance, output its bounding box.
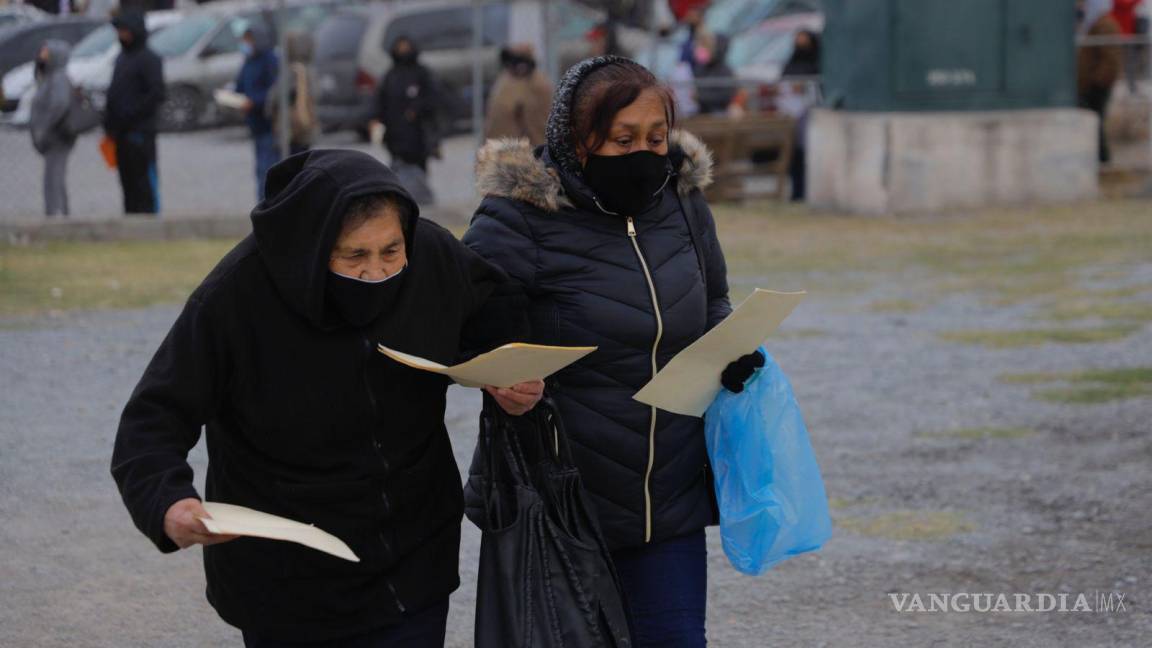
[938,325,1140,348]
[1040,301,1152,323]
[999,367,1152,404]
[0,239,238,316]
[916,427,1035,440]
[836,510,973,541]
[869,299,924,314]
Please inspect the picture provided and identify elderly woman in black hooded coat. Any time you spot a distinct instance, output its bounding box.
[464,56,764,647]
[111,150,542,647]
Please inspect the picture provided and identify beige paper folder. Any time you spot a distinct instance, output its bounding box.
[377,342,596,389]
[198,502,359,562]
[633,289,806,417]
[213,88,249,110]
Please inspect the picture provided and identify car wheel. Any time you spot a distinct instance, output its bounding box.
[159,86,203,132]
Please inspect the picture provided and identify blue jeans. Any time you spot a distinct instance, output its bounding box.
[253,132,281,201]
[241,598,448,647]
[611,530,708,647]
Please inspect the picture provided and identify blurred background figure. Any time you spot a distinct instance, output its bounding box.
[267,32,317,157]
[371,35,441,205]
[781,28,821,201]
[29,39,76,217]
[1077,0,1123,163]
[484,43,552,147]
[235,23,279,200]
[693,31,736,114]
[1111,0,1146,95]
[104,9,164,215]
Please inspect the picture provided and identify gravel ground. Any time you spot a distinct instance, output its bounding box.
[0,127,479,220]
[2,264,1149,647]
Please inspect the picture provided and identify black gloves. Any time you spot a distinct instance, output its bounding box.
[721,350,766,394]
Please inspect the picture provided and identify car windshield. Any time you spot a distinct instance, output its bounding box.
[150,14,216,58]
[729,27,795,68]
[72,24,117,58]
[315,13,365,61]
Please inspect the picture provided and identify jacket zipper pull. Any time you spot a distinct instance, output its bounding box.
[627,217,636,237]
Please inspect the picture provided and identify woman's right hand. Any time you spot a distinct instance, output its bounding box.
[163,497,239,549]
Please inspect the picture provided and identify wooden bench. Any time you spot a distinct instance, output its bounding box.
[682,114,796,202]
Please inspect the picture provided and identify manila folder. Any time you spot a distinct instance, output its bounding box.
[198,502,359,562]
[632,289,805,417]
[378,342,596,389]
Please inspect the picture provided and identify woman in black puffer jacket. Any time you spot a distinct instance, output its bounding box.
[463,56,761,647]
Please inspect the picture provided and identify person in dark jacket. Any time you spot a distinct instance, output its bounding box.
[463,56,762,648]
[693,32,736,114]
[29,40,76,217]
[370,36,442,204]
[104,9,164,214]
[235,23,280,199]
[111,150,542,646]
[781,29,822,201]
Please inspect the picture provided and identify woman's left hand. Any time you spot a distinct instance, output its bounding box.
[485,380,545,416]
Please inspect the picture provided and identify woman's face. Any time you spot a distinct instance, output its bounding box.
[582,88,670,162]
[328,207,407,281]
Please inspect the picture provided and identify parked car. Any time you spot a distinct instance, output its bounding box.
[0,16,102,106]
[0,3,48,33]
[313,0,649,136]
[730,12,824,82]
[1,11,182,126]
[147,0,347,131]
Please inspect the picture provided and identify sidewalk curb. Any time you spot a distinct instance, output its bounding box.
[1,206,472,243]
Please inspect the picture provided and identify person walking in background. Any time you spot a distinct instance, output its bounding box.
[266,32,317,156]
[780,29,822,201]
[466,56,763,647]
[1078,0,1123,163]
[693,32,737,114]
[484,44,552,147]
[29,40,76,217]
[235,23,280,200]
[104,10,164,215]
[1111,0,1145,94]
[371,36,441,205]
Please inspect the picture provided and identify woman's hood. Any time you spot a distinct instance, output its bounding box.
[111,11,148,48]
[41,40,72,73]
[250,150,419,326]
[476,130,714,213]
[543,55,631,182]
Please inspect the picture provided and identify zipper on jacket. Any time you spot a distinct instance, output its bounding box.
[626,216,664,544]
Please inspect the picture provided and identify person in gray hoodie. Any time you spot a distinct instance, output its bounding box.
[30,40,76,217]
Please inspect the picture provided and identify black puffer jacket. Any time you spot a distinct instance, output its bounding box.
[464,73,731,549]
[112,150,520,642]
[104,11,165,136]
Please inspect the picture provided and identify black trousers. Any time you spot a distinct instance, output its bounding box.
[1078,86,1113,164]
[115,131,159,214]
[241,598,449,648]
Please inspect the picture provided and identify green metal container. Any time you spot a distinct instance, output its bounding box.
[822,0,1076,111]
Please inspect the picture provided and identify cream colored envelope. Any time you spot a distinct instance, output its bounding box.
[633,289,806,417]
[377,342,597,389]
[198,502,359,562]
[212,89,248,111]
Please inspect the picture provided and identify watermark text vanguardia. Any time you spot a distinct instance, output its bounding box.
[889,591,1127,613]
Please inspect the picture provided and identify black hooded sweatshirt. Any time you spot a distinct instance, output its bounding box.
[105,11,165,136]
[111,150,522,641]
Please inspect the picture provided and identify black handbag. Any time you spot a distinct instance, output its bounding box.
[63,86,101,137]
[464,396,632,648]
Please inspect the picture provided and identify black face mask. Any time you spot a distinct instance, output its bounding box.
[582,150,671,216]
[35,60,48,77]
[326,267,406,327]
[391,50,417,66]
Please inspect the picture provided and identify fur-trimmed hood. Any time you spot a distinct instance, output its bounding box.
[475,129,714,213]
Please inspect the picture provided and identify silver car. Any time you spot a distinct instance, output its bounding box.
[148,0,346,131]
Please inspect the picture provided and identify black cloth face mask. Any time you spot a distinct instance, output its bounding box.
[326,266,406,327]
[582,150,671,217]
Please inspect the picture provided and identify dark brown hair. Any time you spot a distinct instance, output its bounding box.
[570,60,676,156]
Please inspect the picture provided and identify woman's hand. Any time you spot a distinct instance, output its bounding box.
[163,498,239,549]
[720,350,766,394]
[485,379,545,416]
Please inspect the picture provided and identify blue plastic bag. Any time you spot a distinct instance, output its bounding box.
[704,348,832,575]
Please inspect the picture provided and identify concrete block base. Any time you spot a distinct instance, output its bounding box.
[807,108,1099,214]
